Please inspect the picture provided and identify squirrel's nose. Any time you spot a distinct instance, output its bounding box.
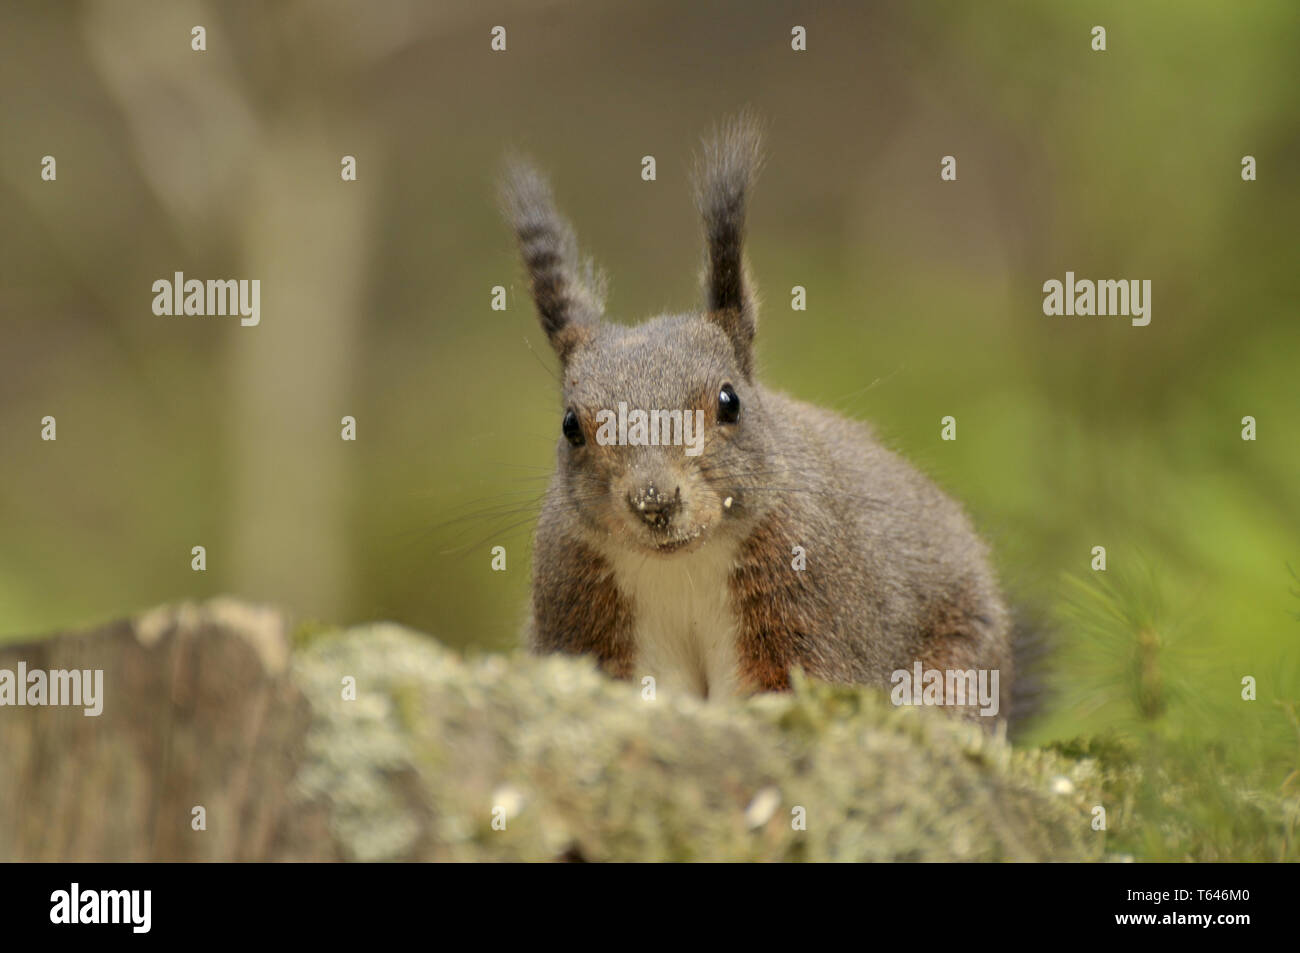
[627,484,681,529]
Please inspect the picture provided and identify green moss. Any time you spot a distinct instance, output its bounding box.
[290,618,337,650]
[287,623,1117,862]
[1048,734,1139,769]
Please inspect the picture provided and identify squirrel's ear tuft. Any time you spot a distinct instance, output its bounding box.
[694,111,765,380]
[500,157,604,364]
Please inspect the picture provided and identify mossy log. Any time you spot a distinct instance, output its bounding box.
[0,599,1104,861]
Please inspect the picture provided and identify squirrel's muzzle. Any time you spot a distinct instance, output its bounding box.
[626,483,681,530]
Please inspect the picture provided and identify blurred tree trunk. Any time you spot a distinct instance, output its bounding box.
[81,3,376,616]
[0,602,326,861]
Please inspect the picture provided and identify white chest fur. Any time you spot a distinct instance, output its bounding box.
[602,541,742,700]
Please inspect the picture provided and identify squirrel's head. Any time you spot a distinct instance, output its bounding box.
[502,114,776,556]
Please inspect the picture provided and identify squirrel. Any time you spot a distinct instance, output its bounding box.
[501,115,1014,725]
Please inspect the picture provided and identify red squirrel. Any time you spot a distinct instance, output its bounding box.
[502,115,1013,724]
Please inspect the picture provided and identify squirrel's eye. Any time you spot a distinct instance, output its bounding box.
[717,383,740,424]
[562,409,585,446]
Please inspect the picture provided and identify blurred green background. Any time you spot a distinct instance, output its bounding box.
[2,0,1298,776]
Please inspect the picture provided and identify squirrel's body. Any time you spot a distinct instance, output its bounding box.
[505,116,1013,723]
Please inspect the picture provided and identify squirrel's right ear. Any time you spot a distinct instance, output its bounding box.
[500,158,604,364]
[694,112,765,381]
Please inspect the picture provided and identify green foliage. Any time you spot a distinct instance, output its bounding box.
[1044,565,1300,860]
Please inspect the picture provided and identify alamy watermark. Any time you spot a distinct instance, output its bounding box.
[50,883,150,933]
[890,662,1000,717]
[1043,271,1151,326]
[152,272,260,327]
[0,663,103,716]
[595,402,705,456]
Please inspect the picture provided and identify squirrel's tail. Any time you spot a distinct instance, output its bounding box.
[1007,606,1054,738]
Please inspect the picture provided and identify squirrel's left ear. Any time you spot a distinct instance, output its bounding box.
[694,112,765,381]
[500,158,605,364]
